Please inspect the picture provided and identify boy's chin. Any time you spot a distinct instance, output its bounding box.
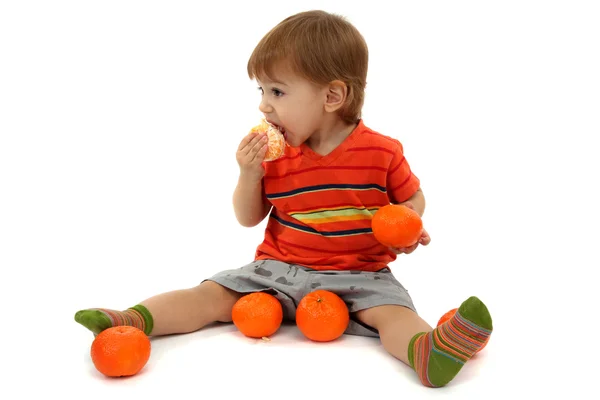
[285,138,300,148]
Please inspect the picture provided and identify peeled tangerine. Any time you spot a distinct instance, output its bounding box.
[250,119,286,161]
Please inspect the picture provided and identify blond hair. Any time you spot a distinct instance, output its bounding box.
[247,10,368,124]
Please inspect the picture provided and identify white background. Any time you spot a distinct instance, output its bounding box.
[1,0,599,398]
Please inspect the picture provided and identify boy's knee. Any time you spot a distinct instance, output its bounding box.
[196,280,243,322]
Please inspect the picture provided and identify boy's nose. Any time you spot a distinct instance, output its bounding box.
[258,98,272,113]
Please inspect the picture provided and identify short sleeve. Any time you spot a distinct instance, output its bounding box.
[386,142,420,204]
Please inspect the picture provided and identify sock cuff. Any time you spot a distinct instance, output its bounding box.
[129,304,154,335]
[407,331,427,370]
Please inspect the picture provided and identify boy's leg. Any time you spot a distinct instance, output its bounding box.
[356,304,432,364]
[355,296,492,388]
[306,268,493,387]
[75,280,243,336]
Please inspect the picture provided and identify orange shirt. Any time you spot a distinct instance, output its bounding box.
[254,120,421,272]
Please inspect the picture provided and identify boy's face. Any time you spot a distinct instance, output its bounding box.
[256,67,327,148]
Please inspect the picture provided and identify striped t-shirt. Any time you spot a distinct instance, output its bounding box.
[254,119,421,272]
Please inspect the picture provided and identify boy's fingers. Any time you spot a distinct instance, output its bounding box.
[250,135,268,155]
[251,143,268,163]
[238,132,258,151]
[419,229,431,245]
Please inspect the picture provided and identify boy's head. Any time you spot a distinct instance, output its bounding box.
[247,10,368,126]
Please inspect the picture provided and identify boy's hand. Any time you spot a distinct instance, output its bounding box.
[390,228,430,254]
[236,131,268,180]
[389,201,431,255]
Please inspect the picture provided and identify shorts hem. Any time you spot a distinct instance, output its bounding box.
[347,296,417,314]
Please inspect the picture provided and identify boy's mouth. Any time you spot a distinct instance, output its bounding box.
[267,120,287,139]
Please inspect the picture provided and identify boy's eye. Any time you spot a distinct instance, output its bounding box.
[257,86,284,97]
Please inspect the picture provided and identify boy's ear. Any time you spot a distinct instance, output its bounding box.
[324,80,348,112]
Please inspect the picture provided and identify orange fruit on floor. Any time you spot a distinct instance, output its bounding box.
[232,292,283,338]
[437,307,458,326]
[90,326,151,377]
[296,290,350,342]
[437,308,489,353]
[371,204,423,248]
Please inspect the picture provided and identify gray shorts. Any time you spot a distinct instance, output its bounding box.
[204,259,416,338]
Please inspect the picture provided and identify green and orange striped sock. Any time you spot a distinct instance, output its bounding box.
[74,304,153,336]
[408,296,493,387]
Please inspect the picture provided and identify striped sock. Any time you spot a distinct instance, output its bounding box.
[408,296,493,387]
[74,304,153,336]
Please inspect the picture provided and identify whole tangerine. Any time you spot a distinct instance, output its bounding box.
[232,292,283,338]
[296,290,349,342]
[371,204,423,248]
[90,326,151,377]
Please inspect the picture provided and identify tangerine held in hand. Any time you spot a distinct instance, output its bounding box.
[371,204,423,248]
[90,326,151,377]
[232,292,283,338]
[249,119,286,161]
[296,290,349,342]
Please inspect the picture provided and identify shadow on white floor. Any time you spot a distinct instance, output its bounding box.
[65,320,500,400]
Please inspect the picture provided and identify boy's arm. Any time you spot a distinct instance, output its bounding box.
[232,174,272,227]
[399,187,426,217]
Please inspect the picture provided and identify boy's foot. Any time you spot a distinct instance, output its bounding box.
[408,296,493,387]
[74,304,153,335]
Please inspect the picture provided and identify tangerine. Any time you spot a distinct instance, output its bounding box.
[90,326,151,377]
[232,292,283,338]
[371,204,423,248]
[437,307,458,326]
[296,290,349,342]
[250,119,285,161]
[437,308,489,353]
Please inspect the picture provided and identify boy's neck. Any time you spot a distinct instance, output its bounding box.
[305,117,358,156]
